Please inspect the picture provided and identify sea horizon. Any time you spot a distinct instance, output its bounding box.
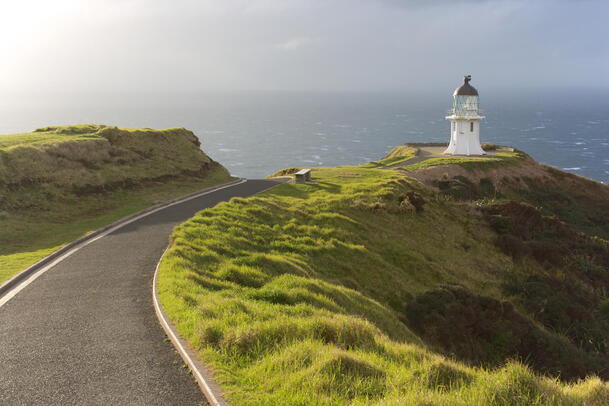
[1,89,607,183]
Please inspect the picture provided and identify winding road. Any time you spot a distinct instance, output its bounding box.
[0,179,279,406]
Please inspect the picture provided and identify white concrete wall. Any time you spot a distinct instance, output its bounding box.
[444,119,485,155]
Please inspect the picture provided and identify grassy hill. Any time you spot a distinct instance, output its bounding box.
[0,124,232,283]
[158,149,609,405]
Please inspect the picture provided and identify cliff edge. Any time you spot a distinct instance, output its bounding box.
[0,124,232,283]
[0,124,229,210]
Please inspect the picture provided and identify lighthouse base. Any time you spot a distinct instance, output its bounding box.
[443,152,487,156]
[443,144,486,156]
[444,128,486,156]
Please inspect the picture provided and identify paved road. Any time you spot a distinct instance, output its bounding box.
[0,179,279,406]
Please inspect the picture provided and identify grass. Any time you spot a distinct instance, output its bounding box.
[0,125,217,190]
[511,172,609,240]
[362,146,418,168]
[158,166,608,405]
[0,167,232,283]
[0,125,233,283]
[403,151,527,171]
[0,125,103,150]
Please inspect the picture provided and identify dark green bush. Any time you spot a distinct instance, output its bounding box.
[405,284,606,380]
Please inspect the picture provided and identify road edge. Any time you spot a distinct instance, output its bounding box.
[153,247,230,406]
[0,178,245,301]
[150,177,290,405]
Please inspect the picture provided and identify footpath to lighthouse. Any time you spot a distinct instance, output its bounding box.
[0,179,279,406]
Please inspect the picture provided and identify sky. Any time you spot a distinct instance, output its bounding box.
[0,0,608,94]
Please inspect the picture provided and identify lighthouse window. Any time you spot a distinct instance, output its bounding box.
[470,122,474,132]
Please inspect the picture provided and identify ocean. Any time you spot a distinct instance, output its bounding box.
[0,90,607,183]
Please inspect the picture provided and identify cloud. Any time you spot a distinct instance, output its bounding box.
[376,0,499,7]
[276,37,314,51]
[0,0,607,93]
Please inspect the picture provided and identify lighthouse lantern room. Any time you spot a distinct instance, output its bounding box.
[444,75,486,156]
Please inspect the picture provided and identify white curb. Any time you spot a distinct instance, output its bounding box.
[153,247,230,406]
[0,178,246,307]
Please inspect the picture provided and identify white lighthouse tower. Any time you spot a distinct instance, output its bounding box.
[444,75,486,156]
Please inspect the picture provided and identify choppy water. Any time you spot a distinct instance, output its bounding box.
[0,90,607,182]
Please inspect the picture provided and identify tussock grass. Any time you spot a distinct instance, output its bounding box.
[0,125,215,190]
[0,125,103,150]
[159,166,608,405]
[0,125,232,283]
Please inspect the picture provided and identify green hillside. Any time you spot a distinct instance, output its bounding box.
[0,125,233,283]
[158,153,609,405]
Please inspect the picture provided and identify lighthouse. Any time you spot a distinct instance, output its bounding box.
[444,75,485,156]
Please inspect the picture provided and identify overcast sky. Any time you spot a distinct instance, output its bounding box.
[0,0,607,94]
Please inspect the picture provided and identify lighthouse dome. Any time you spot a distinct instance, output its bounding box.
[454,75,478,96]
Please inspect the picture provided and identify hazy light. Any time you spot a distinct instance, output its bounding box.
[0,0,607,93]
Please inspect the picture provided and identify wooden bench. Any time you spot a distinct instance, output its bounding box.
[295,168,311,184]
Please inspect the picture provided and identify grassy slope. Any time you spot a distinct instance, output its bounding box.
[159,166,609,405]
[403,151,527,172]
[0,125,233,283]
[0,124,104,149]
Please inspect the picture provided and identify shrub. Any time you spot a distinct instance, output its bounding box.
[405,284,605,379]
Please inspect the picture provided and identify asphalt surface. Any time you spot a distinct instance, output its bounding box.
[0,179,279,406]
